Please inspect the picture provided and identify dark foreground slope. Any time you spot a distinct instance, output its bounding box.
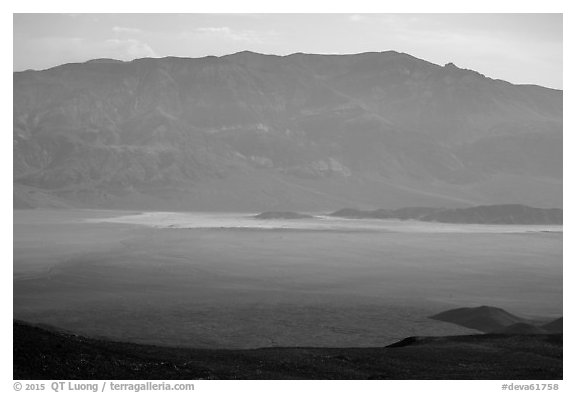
[14,321,562,380]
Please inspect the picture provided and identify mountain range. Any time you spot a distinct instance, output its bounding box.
[13,51,562,211]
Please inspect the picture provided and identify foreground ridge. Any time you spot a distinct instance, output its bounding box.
[14,320,562,380]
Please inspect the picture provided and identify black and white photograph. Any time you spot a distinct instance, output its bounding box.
[7,5,569,389]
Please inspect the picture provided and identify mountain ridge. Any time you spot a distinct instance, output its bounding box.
[14,51,564,92]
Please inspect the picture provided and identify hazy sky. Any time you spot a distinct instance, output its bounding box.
[13,13,563,89]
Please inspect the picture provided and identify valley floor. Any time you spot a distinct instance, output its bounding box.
[14,209,562,348]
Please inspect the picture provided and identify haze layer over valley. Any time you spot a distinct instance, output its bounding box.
[13,209,562,349]
[14,51,562,211]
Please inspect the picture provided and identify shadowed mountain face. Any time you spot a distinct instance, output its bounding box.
[13,51,562,210]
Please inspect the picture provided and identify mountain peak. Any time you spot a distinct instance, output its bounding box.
[230,50,263,56]
[85,58,125,64]
[443,61,486,78]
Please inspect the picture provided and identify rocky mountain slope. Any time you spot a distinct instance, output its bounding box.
[13,51,562,211]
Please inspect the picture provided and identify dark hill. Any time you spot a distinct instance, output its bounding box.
[543,318,563,334]
[330,204,562,225]
[13,320,562,380]
[14,51,562,211]
[423,204,562,225]
[429,306,528,332]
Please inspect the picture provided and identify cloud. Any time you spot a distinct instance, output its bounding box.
[193,26,264,43]
[112,26,142,34]
[103,38,157,58]
[195,27,234,34]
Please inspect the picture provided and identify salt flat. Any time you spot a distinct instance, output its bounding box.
[14,209,562,348]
